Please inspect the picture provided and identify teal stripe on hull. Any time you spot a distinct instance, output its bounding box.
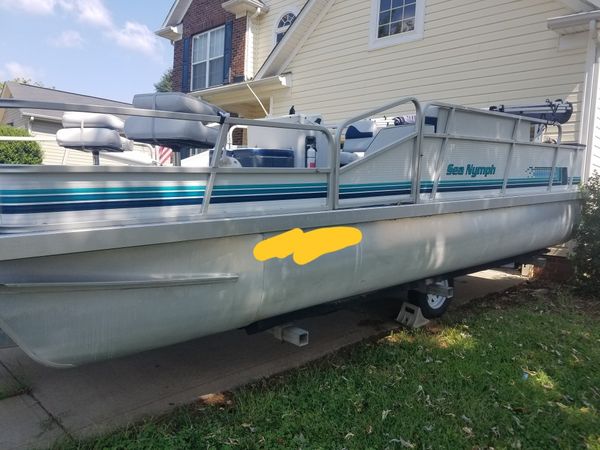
[0,185,208,196]
[0,178,580,214]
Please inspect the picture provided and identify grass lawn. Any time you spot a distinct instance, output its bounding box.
[58,282,600,450]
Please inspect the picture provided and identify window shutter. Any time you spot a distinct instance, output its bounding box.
[223,19,233,85]
[181,37,191,93]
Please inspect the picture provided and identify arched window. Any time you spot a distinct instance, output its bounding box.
[275,12,296,44]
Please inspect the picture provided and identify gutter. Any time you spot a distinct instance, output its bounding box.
[190,73,292,98]
[548,9,600,31]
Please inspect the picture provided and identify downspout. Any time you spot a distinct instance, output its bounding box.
[582,19,598,181]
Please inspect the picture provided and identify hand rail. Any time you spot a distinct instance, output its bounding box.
[0,99,224,123]
[422,101,564,143]
[422,101,579,198]
[334,97,422,206]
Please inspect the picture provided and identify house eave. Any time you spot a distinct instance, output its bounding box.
[161,0,192,28]
[155,24,183,42]
[222,0,269,19]
[189,74,292,108]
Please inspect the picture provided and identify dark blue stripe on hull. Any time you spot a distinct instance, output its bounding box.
[0,192,328,214]
[340,189,411,199]
[210,192,327,204]
[1,197,204,214]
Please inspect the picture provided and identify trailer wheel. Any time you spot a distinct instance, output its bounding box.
[407,279,453,319]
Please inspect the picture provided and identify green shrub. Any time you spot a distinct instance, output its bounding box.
[572,172,600,292]
[0,125,43,164]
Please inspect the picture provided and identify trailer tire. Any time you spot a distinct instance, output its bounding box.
[407,279,453,319]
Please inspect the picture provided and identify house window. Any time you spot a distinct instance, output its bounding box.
[275,12,296,44]
[191,26,225,91]
[369,0,425,50]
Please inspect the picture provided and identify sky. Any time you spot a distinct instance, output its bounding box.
[0,0,175,102]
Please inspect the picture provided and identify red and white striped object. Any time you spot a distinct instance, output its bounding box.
[157,146,173,166]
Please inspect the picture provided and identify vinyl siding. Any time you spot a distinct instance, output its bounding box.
[254,0,306,75]
[1,108,28,128]
[272,0,586,142]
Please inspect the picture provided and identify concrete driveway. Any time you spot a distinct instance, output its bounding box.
[0,268,525,450]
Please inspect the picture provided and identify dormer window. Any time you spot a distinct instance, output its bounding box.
[275,12,296,44]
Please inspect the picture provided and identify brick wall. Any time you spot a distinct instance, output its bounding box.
[172,0,247,92]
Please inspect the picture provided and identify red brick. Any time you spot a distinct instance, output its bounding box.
[172,0,246,92]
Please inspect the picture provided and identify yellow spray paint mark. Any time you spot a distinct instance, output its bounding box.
[253,226,363,266]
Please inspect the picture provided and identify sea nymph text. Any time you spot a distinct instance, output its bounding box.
[446,163,497,178]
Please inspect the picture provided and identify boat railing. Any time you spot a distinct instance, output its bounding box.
[0,97,586,221]
[210,115,336,211]
[334,97,422,206]
[420,102,581,201]
[0,99,338,212]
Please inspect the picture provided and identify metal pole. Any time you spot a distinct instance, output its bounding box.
[411,101,424,204]
[201,121,230,215]
[430,107,455,199]
[501,118,521,195]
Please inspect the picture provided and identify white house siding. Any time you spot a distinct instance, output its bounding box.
[254,0,306,75]
[273,0,586,143]
[0,108,28,129]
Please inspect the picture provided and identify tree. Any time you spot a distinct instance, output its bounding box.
[0,125,43,164]
[154,68,173,92]
[13,77,45,87]
[572,172,600,293]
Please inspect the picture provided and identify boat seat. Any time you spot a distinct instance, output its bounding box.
[61,112,124,131]
[57,112,131,153]
[343,119,378,153]
[131,92,226,116]
[124,118,219,149]
[124,92,225,150]
[344,107,441,155]
[56,128,133,152]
